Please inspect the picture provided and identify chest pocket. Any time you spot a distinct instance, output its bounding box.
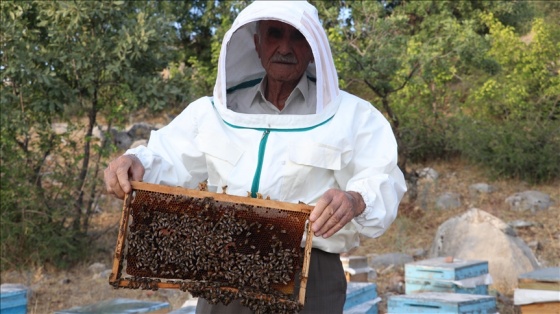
[282,142,343,199]
[196,133,243,189]
[288,143,342,170]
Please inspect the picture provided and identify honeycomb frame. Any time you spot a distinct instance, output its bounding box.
[109,181,314,310]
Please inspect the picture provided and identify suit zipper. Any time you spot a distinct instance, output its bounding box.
[251,129,270,198]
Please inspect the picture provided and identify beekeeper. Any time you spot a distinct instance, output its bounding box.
[104,1,406,313]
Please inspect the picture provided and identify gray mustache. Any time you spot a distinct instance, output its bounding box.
[271,54,297,64]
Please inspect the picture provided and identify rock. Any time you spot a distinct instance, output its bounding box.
[527,241,541,250]
[435,192,462,210]
[505,190,552,212]
[469,183,497,203]
[418,167,439,181]
[469,183,497,194]
[92,125,117,141]
[92,125,103,140]
[130,139,148,149]
[51,123,68,135]
[127,123,156,141]
[93,269,113,280]
[508,220,537,228]
[88,262,106,275]
[407,248,427,259]
[92,123,156,149]
[429,208,540,293]
[369,253,414,270]
[114,131,132,150]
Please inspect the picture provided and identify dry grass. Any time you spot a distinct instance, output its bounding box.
[1,158,558,313]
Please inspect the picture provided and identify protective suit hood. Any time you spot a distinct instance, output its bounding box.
[213,1,341,129]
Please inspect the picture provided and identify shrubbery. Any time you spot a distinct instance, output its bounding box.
[454,118,560,183]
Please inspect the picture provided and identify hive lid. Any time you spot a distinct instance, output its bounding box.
[407,257,487,269]
[405,257,489,280]
[0,283,28,296]
[390,292,495,303]
[519,267,560,282]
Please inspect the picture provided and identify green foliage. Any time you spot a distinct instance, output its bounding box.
[171,0,251,99]
[472,15,559,121]
[455,118,560,183]
[320,0,558,184]
[0,1,184,270]
[455,14,560,183]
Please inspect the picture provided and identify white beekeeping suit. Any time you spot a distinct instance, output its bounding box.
[127,0,406,255]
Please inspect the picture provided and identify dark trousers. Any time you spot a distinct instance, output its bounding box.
[195,248,347,313]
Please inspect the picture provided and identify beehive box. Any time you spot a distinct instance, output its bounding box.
[514,267,560,314]
[0,284,28,314]
[341,255,374,282]
[55,298,170,313]
[343,282,379,314]
[405,257,490,295]
[387,292,497,313]
[109,181,314,314]
[167,299,197,314]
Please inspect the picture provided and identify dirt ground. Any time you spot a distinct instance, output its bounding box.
[1,159,559,314]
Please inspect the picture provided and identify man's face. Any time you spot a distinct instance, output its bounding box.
[254,20,313,84]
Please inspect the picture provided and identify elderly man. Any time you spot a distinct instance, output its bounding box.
[104,1,406,313]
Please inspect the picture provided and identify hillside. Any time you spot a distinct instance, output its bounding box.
[1,159,558,313]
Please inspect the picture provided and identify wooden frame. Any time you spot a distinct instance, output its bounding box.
[109,181,314,308]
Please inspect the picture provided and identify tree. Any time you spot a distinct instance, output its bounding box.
[456,14,560,182]
[162,0,252,99]
[318,0,538,200]
[1,0,182,269]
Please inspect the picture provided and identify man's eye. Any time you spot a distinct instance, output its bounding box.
[268,28,283,38]
[292,30,305,41]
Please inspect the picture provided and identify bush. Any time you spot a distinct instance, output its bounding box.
[0,133,90,270]
[400,116,459,163]
[453,117,560,183]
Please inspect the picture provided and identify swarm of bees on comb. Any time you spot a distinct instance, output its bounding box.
[109,181,313,313]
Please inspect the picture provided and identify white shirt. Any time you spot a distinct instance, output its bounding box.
[226,75,317,115]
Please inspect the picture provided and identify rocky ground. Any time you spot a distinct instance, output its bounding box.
[1,159,558,314]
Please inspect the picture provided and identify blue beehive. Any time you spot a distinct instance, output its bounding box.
[387,292,497,313]
[405,257,490,295]
[343,282,379,314]
[0,284,28,314]
[54,298,170,314]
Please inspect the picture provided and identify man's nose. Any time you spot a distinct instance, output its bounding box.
[277,37,292,55]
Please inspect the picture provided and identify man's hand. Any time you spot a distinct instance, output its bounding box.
[308,189,366,238]
[104,154,145,199]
